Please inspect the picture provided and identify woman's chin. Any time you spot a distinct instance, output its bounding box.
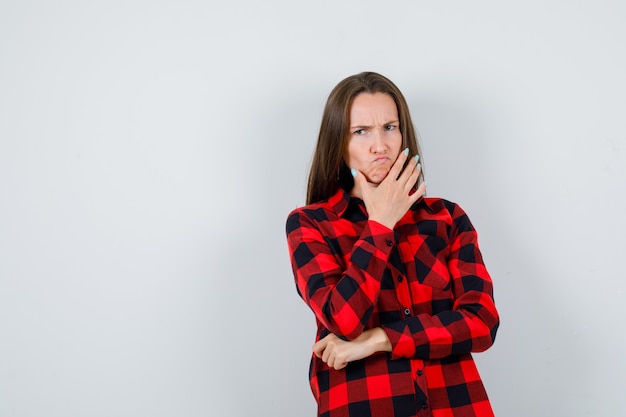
[366,170,391,185]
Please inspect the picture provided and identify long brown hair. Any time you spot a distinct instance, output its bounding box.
[306,72,423,205]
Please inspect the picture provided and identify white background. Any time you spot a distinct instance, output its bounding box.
[1,1,625,416]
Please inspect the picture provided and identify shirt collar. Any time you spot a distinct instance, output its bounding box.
[326,187,436,218]
[327,187,352,217]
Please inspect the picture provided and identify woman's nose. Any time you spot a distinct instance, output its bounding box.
[370,130,386,153]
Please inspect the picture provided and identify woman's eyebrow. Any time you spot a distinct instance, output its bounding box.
[350,120,399,128]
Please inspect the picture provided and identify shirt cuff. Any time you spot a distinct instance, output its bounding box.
[381,322,417,359]
[365,220,397,252]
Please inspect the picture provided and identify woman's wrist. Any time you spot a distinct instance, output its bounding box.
[361,327,392,353]
[367,215,396,231]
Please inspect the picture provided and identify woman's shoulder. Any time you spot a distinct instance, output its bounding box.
[286,199,337,234]
[288,194,339,215]
[421,196,462,213]
[419,196,476,232]
[419,196,473,223]
[287,189,348,224]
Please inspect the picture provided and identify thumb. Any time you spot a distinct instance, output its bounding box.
[312,339,326,358]
[351,168,370,197]
[351,168,365,185]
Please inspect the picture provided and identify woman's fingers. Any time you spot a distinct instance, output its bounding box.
[387,151,422,197]
[313,330,388,371]
[352,150,424,230]
[313,334,349,370]
[322,346,331,365]
[397,154,420,187]
[312,338,327,358]
[417,180,426,195]
[405,162,421,192]
[386,147,409,182]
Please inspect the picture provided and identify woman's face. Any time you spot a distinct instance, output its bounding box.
[345,92,402,185]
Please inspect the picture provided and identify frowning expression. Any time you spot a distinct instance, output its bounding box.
[345,93,402,184]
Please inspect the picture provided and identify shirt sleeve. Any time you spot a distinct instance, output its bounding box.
[286,208,395,340]
[381,202,500,360]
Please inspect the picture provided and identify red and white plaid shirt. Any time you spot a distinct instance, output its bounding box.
[286,188,499,417]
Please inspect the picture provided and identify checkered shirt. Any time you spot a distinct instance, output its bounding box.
[286,188,499,417]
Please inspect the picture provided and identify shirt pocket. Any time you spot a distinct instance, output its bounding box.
[404,234,452,291]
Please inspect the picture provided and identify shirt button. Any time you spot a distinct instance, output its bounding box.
[404,308,411,315]
[397,276,403,282]
[421,404,428,410]
[385,239,393,246]
[417,369,423,376]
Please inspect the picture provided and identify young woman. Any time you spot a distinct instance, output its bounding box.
[286,72,499,417]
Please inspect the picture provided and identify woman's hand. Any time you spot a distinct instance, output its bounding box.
[312,328,392,370]
[352,149,426,230]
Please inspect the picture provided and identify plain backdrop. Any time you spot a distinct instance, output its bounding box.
[1,1,625,416]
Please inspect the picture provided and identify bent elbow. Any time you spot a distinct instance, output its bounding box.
[473,315,500,352]
[319,300,368,341]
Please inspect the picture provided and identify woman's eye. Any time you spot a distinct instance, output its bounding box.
[385,125,396,131]
[354,129,366,135]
